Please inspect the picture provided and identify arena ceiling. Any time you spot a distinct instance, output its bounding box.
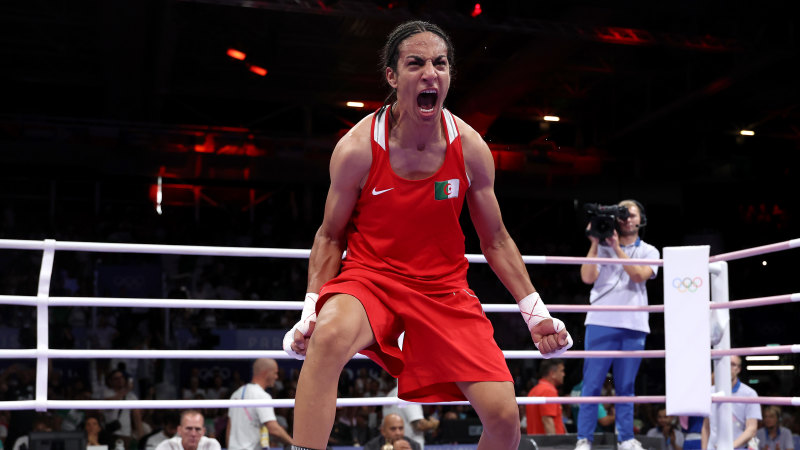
[1,0,798,202]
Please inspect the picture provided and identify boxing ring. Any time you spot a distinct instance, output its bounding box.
[1,237,799,447]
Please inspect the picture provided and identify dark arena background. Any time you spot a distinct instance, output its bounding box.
[0,0,798,447]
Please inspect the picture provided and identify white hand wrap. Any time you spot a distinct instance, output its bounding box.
[518,292,551,331]
[518,292,573,359]
[282,292,319,360]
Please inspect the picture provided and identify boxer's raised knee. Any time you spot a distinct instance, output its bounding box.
[306,294,373,364]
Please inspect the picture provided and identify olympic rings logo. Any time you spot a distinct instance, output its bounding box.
[672,276,703,293]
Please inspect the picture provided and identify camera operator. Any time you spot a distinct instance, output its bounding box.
[575,200,660,450]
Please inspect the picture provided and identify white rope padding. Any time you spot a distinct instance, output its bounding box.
[1,395,797,412]
[2,293,797,312]
[2,345,798,361]
[0,239,659,266]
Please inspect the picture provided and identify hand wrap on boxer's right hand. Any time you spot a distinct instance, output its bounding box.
[518,292,573,358]
[282,292,319,360]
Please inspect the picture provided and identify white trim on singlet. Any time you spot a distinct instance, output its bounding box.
[443,109,459,144]
[374,106,388,151]
[374,107,459,149]
[442,109,470,187]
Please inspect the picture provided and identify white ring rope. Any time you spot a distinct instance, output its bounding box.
[1,237,798,414]
[2,395,798,413]
[1,293,797,312]
[2,345,799,361]
[2,236,796,261]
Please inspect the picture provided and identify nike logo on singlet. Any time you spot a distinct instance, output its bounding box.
[371,187,394,196]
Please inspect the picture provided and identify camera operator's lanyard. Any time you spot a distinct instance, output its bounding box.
[242,384,271,446]
[241,384,254,423]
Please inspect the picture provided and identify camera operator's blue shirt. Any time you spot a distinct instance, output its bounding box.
[585,239,659,333]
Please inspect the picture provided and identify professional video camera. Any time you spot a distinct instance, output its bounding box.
[584,203,630,240]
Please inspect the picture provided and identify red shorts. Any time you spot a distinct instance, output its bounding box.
[318,268,512,402]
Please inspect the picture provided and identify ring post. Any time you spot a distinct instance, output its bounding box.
[710,261,733,450]
[663,246,711,418]
[35,239,56,412]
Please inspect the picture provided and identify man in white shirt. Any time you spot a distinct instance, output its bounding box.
[155,410,220,450]
[144,412,179,450]
[227,359,294,449]
[703,355,761,449]
[383,385,439,448]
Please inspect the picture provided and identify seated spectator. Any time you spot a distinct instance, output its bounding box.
[11,414,53,450]
[155,410,220,450]
[182,376,206,400]
[328,406,356,447]
[645,406,684,450]
[756,406,794,450]
[84,414,113,447]
[363,414,421,450]
[352,408,378,447]
[205,375,229,401]
[142,411,180,450]
[96,369,145,445]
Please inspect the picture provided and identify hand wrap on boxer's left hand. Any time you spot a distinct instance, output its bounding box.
[282,292,319,360]
[518,292,573,358]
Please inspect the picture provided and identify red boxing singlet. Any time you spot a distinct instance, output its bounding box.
[318,106,513,401]
[341,105,469,293]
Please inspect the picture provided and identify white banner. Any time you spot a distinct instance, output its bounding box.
[663,246,711,416]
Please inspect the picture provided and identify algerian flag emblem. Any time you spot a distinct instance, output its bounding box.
[434,179,460,200]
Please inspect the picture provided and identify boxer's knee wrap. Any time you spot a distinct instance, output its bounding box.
[283,292,319,360]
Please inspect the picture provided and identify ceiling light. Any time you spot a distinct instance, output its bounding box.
[227,48,246,61]
[740,130,754,136]
[745,355,778,361]
[543,116,560,122]
[156,176,163,215]
[471,3,483,17]
[346,101,365,108]
[249,65,267,76]
[746,365,795,371]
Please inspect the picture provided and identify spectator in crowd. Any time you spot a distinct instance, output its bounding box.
[352,408,377,447]
[526,359,566,435]
[0,410,8,448]
[756,406,794,450]
[96,369,145,445]
[384,383,439,448]
[155,410,220,450]
[363,414,421,450]
[645,406,684,450]
[205,375,229,401]
[84,413,113,447]
[143,411,180,450]
[1,363,36,447]
[10,414,53,450]
[328,407,357,447]
[703,355,761,449]
[182,376,206,400]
